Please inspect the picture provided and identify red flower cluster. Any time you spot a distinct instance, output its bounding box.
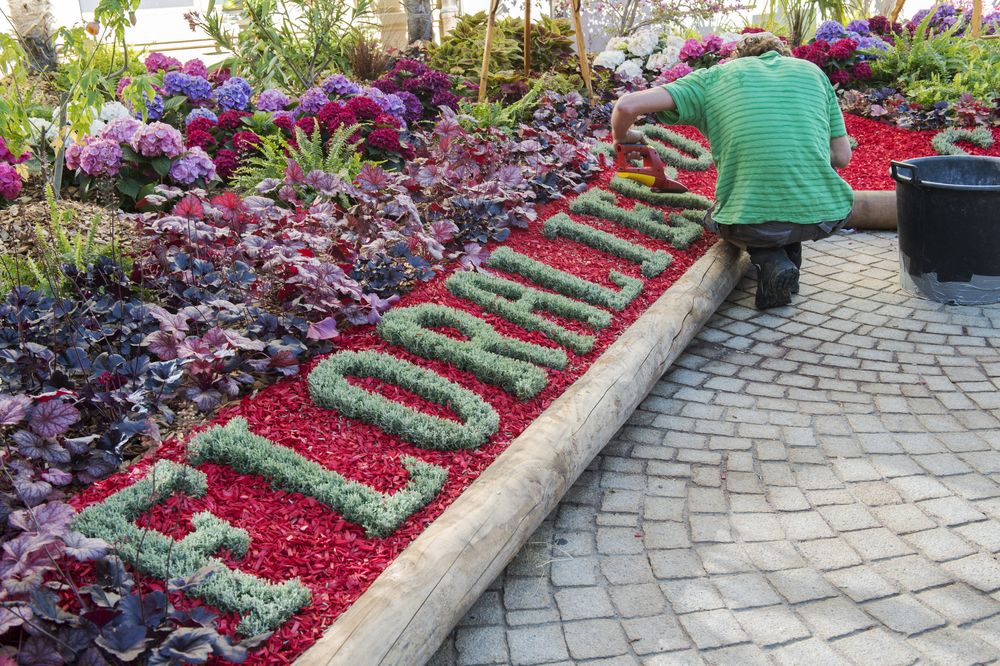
[213,149,238,180]
[218,110,251,131]
[232,130,262,154]
[186,117,216,135]
[318,101,358,132]
[793,37,868,87]
[185,129,216,150]
[346,96,382,122]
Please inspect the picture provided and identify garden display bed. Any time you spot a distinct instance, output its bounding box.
[63,116,1000,666]
[68,127,736,665]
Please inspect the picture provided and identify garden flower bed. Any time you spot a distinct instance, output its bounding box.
[64,127,721,663]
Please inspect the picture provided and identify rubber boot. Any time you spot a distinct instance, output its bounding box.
[749,247,798,309]
[784,242,802,294]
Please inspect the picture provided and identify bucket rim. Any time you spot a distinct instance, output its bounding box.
[891,155,1000,192]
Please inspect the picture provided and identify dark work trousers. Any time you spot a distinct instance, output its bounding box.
[702,211,850,249]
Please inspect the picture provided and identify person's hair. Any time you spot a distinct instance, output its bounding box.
[734,32,792,58]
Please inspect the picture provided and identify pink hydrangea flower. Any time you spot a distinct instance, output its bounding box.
[182,58,208,78]
[0,163,22,200]
[79,138,123,177]
[130,122,185,158]
[100,117,142,144]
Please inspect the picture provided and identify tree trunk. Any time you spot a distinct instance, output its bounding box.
[402,0,434,44]
[7,0,57,72]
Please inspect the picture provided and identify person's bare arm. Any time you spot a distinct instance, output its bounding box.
[830,135,852,169]
[612,88,677,144]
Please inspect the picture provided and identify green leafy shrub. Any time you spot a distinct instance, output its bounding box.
[430,13,576,84]
[54,42,146,93]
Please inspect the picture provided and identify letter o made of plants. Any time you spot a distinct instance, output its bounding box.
[308,350,500,450]
[378,303,567,400]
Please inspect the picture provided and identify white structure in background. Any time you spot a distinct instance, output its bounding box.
[2,0,940,60]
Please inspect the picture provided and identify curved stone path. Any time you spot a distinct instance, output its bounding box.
[430,232,1000,666]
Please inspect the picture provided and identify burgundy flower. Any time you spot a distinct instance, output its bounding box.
[827,38,858,61]
[231,130,262,154]
[217,110,251,131]
[185,129,217,150]
[209,67,231,85]
[214,149,238,179]
[851,62,873,80]
[319,102,358,132]
[296,116,319,136]
[366,127,402,153]
[186,117,216,136]
[346,96,382,121]
[374,113,402,129]
[273,113,295,132]
[829,69,851,86]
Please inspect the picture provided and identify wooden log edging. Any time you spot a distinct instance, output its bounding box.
[295,240,749,666]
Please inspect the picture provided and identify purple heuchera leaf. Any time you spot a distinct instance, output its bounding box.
[185,388,223,412]
[307,316,340,341]
[16,636,62,666]
[41,468,72,486]
[355,163,392,193]
[17,435,70,464]
[12,476,52,506]
[62,531,109,561]
[10,501,75,535]
[143,330,183,360]
[459,243,491,271]
[29,399,80,439]
[0,394,31,425]
[0,605,29,634]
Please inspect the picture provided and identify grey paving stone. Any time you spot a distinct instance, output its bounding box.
[554,586,615,621]
[832,628,922,666]
[824,565,898,602]
[909,627,998,666]
[597,553,655,585]
[460,590,504,626]
[507,625,570,665]
[903,527,978,562]
[621,615,689,654]
[840,527,916,560]
[661,578,725,614]
[701,644,771,666]
[730,513,785,542]
[678,609,750,650]
[870,503,937,534]
[816,503,880,532]
[504,577,552,610]
[917,582,1000,624]
[797,597,876,640]
[641,651,705,666]
[743,540,806,572]
[597,527,645,555]
[456,626,508,665]
[562,619,629,660]
[696,544,755,574]
[643,522,690,550]
[649,549,706,580]
[864,595,946,637]
[734,605,811,646]
[767,567,839,604]
[873,554,953,592]
[942,552,1000,592]
[608,583,666,618]
[770,638,851,666]
[796,538,863,571]
[550,556,598,588]
[714,573,783,610]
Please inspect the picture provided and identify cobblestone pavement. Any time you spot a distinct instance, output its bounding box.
[429,232,1000,665]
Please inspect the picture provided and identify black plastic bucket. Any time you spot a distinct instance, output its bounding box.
[891,156,1000,305]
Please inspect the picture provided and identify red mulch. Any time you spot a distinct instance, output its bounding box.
[70,116,998,663]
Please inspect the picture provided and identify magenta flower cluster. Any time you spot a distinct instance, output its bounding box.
[0,163,21,200]
[130,122,185,158]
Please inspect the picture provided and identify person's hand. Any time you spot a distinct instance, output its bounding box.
[614,128,645,145]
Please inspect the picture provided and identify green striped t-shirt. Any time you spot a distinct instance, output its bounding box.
[656,51,854,226]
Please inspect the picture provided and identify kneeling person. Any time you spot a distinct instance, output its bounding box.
[611,32,854,309]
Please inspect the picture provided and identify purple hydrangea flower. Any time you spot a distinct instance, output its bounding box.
[186,108,218,126]
[130,122,185,158]
[169,147,217,184]
[216,77,252,111]
[256,88,290,112]
[297,86,329,115]
[322,74,361,96]
[134,93,165,121]
[857,35,890,52]
[100,117,142,143]
[363,87,407,121]
[79,138,123,177]
[395,90,424,122]
[847,19,871,35]
[162,71,214,102]
[815,20,849,41]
